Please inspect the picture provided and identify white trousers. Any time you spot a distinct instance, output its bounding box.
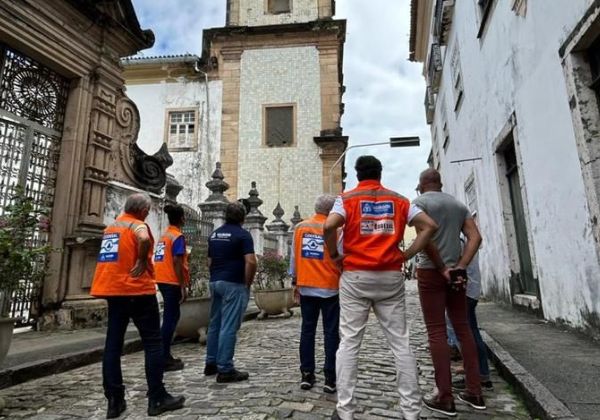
[335,271,421,420]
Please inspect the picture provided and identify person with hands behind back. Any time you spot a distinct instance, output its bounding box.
[91,193,185,419]
[154,203,190,372]
[413,168,484,417]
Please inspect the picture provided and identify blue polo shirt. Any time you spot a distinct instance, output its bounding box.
[208,223,254,284]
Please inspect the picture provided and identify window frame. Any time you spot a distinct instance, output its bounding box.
[266,0,292,15]
[588,36,600,107]
[450,44,464,113]
[164,108,199,152]
[262,103,296,148]
[476,0,495,39]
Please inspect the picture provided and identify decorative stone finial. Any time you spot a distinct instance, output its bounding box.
[247,181,264,216]
[165,173,183,204]
[205,162,229,202]
[267,202,290,233]
[290,205,302,226]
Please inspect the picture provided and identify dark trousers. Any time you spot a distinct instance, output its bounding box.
[103,295,165,400]
[158,283,182,360]
[417,269,481,402]
[467,297,490,378]
[299,294,340,376]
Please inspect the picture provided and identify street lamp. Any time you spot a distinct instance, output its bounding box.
[328,136,420,193]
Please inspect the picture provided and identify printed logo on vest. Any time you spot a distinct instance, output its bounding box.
[360,220,395,235]
[154,241,166,262]
[301,233,324,259]
[98,233,120,262]
[360,201,394,218]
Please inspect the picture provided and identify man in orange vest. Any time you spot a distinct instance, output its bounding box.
[290,194,341,394]
[90,193,185,418]
[154,203,190,372]
[324,156,439,420]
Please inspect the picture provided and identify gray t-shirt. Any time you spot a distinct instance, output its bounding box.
[413,191,471,269]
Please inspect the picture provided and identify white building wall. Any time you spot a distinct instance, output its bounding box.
[239,0,318,26]
[430,0,600,326]
[239,46,322,222]
[126,80,223,209]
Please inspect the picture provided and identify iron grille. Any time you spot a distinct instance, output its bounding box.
[0,46,69,132]
[0,45,67,327]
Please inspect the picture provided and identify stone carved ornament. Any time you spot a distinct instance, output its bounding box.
[115,94,173,193]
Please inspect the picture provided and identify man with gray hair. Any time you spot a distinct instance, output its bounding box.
[91,192,185,418]
[290,194,341,393]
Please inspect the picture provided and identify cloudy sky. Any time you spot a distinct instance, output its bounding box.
[131,0,430,199]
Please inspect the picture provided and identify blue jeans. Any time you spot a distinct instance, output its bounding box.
[299,294,340,375]
[205,281,249,373]
[158,283,182,360]
[103,295,165,399]
[446,297,490,379]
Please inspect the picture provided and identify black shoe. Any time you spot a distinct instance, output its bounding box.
[453,377,494,392]
[147,392,185,416]
[423,396,457,417]
[331,410,341,419]
[300,371,315,390]
[164,357,184,372]
[458,392,486,410]
[216,369,249,383]
[323,371,336,394]
[106,396,126,419]
[204,363,218,376]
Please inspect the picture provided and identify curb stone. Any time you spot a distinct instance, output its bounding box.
[482,330,579,420]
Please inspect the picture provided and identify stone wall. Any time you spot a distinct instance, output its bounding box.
[237,0,318,26]
[238,46,322,221]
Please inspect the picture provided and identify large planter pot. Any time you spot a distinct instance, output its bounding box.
[254,288,294,319]
[175,296,211,341]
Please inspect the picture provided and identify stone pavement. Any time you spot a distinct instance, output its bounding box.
[0,281,529,419]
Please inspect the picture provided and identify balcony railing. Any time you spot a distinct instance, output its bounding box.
[428,43,443,92]
[434,0,455,46]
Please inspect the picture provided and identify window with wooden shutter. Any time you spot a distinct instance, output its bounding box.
[166,109,197,151]
[264,105,294,147]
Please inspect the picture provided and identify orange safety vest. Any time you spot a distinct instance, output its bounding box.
[154,225,190,286]
[90,213,156,297]
[340,180,409,272]
[293,214,340,290]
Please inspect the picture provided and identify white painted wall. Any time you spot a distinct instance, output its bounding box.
[426,0,600,327]
[239,46,322,223]
[239,0,318,26]
[126,79,223,209]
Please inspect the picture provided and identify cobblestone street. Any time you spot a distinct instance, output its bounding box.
[0,281,529,419]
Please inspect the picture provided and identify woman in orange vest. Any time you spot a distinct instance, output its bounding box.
[154,204,190,372]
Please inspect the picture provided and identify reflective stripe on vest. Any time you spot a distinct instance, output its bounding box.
[154,225,190,286]
[293,214,340,289]
[340,181,409,271]
[90,213,156,297]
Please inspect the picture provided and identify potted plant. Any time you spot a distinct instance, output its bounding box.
[175,244,212,341]
[252,251,294,319]
[0,188,50,366]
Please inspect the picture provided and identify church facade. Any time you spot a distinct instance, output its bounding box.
[123,0,347,221]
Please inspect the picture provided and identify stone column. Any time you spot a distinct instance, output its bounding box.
[199,162,230,229]
[243,181,267,255]
[266,203,291,258]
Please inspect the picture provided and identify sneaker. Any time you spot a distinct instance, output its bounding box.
[106,395,126,419]
[481,380,494,390]
[204,363,218,376]
[300,371,315,390]
[147,392,185,416]
[164,357,184,372]
[458,392,486,410]
[323,371,336,394]
[216,369,249,383]
[453,377,494,392]
[423,396,457,417]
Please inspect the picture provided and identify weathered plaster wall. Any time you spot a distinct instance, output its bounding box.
[126,80,223,208]
[239,46,322,222]
[430,0,600,327]
[238,0,318,26]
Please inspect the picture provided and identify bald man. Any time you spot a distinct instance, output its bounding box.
[413,169,485,417]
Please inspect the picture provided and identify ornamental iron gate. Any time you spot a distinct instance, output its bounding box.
[0,45,69,327]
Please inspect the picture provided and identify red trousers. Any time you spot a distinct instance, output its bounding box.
[417,269,482,402]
